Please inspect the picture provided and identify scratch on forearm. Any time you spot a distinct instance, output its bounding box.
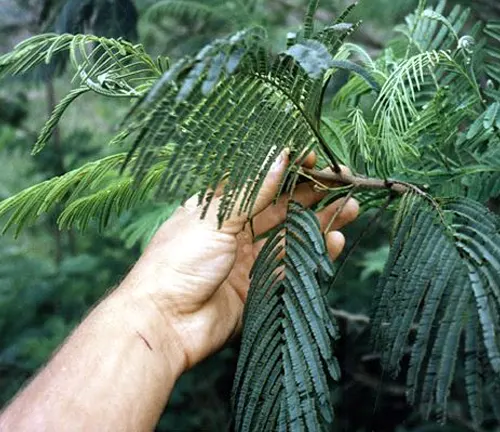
[136,331,153,351]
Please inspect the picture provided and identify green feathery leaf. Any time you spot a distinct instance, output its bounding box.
[145,0,218,25]
[0,34,161,91]
[122,26,348,224]
[0,154,125,235]
[303,0,320,39]
[32,87,90,155]
[372,193,500,422]
[484,21,500,91]
[232,202,339,432]
[0,151,174,235]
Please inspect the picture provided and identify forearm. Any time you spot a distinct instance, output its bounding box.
[0,286,186,432]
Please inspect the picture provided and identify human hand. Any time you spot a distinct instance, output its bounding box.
[120,151,359,374]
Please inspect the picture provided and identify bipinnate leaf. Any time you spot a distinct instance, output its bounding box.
[372,194,500,423]
[232,202,339,432]
[0,5,366,233]
[122,27,343,225]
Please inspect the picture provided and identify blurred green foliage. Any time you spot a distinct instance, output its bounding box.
[0,0,498,431]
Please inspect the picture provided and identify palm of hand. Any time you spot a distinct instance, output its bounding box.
[138,212,259,368]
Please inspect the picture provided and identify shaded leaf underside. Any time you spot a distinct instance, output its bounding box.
[232,202,340,432]
[372,194,500,422]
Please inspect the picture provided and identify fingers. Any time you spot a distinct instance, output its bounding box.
[252,181,321,236]
[252,164,354,236]
[299,151,317,169]
[253,228,346,262]
[216,150,314,200]
[188,148,358,238]
[249,149,319,223]
[186,149,311,233]
[253,187,358,237]
[252,196,357,264]
[316,198,359,231]
[209,149,289,233]
[326,231,345,261]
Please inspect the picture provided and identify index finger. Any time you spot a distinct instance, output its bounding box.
[251,165,352,236]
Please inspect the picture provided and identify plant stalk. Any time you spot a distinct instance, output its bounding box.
[301,167,411,194]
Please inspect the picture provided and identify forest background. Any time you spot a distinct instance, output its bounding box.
[0,0,498,430]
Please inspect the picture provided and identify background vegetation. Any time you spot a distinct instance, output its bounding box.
[0,0,499,430]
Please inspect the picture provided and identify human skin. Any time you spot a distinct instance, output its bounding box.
[0,151,359,431]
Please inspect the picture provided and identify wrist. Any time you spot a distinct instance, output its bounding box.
[104,284,188,380]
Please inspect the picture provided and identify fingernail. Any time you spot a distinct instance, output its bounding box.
[271,148,289,171]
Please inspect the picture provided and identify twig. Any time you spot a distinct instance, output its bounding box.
[299,168,339,192]
[329,195,393,292]
[352,372,407,396]
[324,186,357,234]
[331,308,370,325]
[301,167,412,194]
[332,310,418,331]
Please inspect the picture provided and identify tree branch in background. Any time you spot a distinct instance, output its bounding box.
[331,308,371,325]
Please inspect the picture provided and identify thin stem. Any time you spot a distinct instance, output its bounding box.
[405,0,427,60]
[299,169,345,192]
[301,167,413,195]
[352,372,407,396]
[331,308,370,325]
[46,80,66,267]
[324,186,357,234]
[253,73,342,172]
[301,167,446,227]
[329,195,393,294]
